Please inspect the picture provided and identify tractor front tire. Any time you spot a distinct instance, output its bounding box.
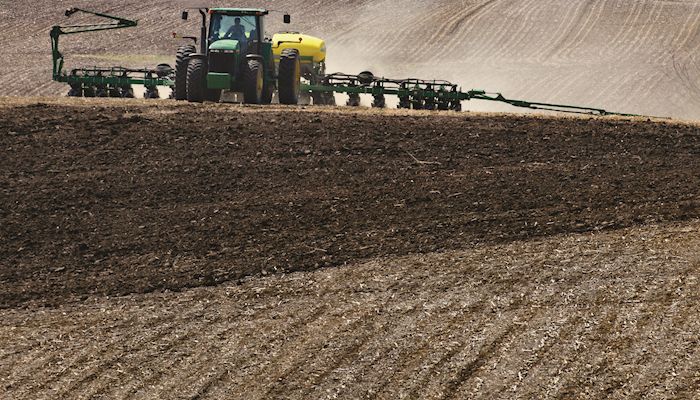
[243,59,264,104]
[278,49,301,105]
[186,58,206,103]
[175,44,196,100]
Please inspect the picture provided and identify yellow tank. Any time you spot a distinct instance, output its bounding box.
[272,32,326,63]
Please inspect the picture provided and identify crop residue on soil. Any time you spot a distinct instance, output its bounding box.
[1,220,699,399]
[1,100,698,309]
[0,99,699,399]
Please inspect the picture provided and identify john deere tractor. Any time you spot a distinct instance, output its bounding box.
[175,8,325,105]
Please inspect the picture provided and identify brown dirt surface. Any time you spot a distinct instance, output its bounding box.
[1,99,698,311]
[4,1,700,398]
[1,98,699,399]
[2,219,699,399]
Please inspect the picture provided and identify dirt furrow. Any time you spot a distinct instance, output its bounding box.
[2,219,699,398]
[498,0,549,61]
[542,0,593,61]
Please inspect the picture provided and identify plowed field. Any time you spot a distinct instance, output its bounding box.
[1,98,699,398]
[2,99,698,309]
[4,0,700,119]
[2,221,699,399]
[3,1,700,397]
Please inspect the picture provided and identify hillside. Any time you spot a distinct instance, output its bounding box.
[1,99,698,308]
[2,1,700,398]
[3,0,700,119]
[3,219,699,399]
[0,98,698,399]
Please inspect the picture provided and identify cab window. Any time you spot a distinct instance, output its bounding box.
[209,14,256,42]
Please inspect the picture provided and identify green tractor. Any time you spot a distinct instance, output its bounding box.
[175,8,301,104]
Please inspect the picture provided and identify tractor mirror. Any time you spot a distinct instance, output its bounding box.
[283,14,291,24]
[181,11,189,20]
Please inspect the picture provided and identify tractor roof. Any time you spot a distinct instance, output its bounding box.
[209,8,269,16]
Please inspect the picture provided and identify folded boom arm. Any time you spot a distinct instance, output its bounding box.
[50,8,137,79]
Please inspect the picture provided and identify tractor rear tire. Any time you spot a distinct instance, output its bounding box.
[243,59,264,104]
[278,49,301,105]
[175,44,196,100]
[186,58,206,103]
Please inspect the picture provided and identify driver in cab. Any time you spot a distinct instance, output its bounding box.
[225,17,246,41]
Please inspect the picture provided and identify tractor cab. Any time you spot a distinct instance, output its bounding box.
[204,9,271,94]
[176,8,301,105]
[208,11,261,54]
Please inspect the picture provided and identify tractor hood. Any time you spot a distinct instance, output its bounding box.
[209,39,240,51]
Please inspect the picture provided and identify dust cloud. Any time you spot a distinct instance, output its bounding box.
[312,0,700,119]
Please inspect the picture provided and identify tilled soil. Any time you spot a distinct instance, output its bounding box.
[1,99,698,308]
[7,1,700,119]
[1,221,699,399]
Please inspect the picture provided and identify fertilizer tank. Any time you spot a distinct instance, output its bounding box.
[272,32,326,63]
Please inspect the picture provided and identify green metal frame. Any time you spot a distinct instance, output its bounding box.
[50,8,174,93]
[302,73,641,116]
[207,72,232,90]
